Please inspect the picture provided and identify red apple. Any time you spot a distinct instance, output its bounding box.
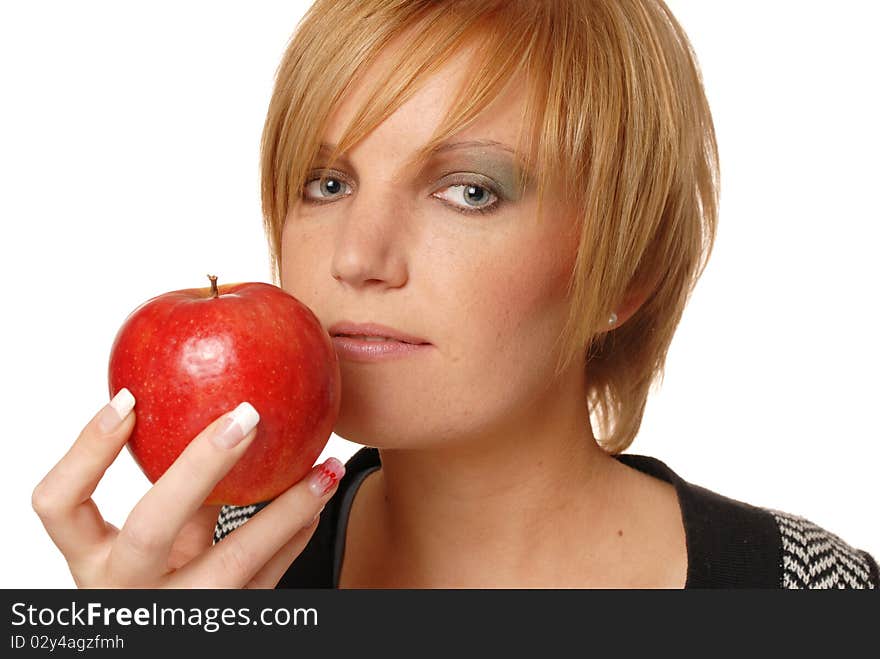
[107,274,341,506]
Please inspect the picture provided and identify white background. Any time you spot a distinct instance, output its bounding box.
[1,1,877,588]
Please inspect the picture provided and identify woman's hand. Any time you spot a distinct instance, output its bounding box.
[31,389,344,588]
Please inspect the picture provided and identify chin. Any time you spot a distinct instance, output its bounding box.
[331,371,425,449]
[332,401,499,453]
[331,413,427,450]
[329,400,438,450]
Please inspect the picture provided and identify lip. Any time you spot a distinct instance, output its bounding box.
[330,335,432,362]
[328,321,430,346]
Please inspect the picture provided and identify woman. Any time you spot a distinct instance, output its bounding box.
[34,0,878,589]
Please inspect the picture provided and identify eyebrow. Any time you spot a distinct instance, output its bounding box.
[427,139,516,155]
[315,139,518,170]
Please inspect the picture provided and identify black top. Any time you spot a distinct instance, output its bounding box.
[213,447,879,589]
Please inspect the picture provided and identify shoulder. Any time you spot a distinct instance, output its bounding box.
[763,506,879,589]
[617,453,879,589]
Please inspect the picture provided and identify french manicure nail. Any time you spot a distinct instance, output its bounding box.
[212,402,260,449]
[97,388,136,434]
[307,458,345,497]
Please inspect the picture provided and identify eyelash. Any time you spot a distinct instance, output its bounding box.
[300,171,503,216]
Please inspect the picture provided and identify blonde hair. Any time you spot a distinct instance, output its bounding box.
[259,0,720,454]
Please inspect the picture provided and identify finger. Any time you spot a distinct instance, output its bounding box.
[171,457,345,588]
[166,505,224,571]
[245,514,322,589]
[31,389,137,564]
[110,402,260,584]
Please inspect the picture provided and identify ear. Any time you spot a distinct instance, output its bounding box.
[607,281,653,330]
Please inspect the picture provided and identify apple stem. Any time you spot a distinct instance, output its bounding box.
[207,274,219,298]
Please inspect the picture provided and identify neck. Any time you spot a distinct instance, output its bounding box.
[366,368,622,587]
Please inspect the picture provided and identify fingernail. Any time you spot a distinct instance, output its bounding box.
[212,402,260,449]
[307,458,345,497]
[98,388,136,433]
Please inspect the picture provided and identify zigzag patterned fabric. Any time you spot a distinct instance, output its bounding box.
[212,503,265,545]
[767,508,877,589]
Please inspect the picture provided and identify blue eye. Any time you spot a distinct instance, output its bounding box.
[302,174,351,202]
[300,172,503,216]
[432,182,500,216]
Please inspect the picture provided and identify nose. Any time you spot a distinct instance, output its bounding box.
[330,187,410,290]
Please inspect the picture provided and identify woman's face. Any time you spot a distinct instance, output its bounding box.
[281,44,582,450]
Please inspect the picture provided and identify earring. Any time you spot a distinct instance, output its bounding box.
[608,312,618,325]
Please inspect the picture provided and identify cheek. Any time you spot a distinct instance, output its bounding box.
[394,224,577,444]
[455,227,576,355]
[279,223,327,312]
